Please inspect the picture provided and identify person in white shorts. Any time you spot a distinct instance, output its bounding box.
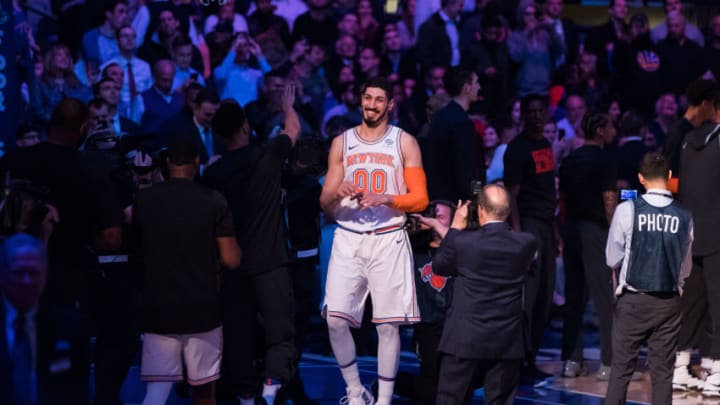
[133,138,241,405]
[320,76,429,405]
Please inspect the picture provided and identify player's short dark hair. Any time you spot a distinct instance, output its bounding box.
[443,67,475,98]
[686,79,718,107]
[639,152,670,180]
[50,98,89,135]
[361,76,394,100]
[212,103,247,139]
[167,137,199,165]
[581,113,610,141]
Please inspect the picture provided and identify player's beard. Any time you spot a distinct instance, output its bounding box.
[362,108,388,128]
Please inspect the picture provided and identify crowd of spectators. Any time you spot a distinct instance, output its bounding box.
[2,0,720,403]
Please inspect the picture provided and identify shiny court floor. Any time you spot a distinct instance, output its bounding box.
[117,321,674,405]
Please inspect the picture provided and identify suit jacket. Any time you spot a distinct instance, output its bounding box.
[560,18,580,67]
[416,12,452,72]
[424,101,486,202]
[433,223,537,359]
[120,116,141,137]
[157,111,226,163]
[0,294,89,404]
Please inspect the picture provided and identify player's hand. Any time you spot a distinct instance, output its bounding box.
[336,181,358,199]
[451,200,470,230]
[358,192,392,209]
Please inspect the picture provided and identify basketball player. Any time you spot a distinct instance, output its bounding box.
[320,76,429,405]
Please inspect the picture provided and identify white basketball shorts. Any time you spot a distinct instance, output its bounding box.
[323,226,420,327]
[141,326,222,386]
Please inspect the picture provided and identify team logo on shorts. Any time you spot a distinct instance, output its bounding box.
[419,262,447,292]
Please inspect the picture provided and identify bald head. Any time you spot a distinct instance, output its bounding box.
[154,59,176,95]
[478,184,511,223]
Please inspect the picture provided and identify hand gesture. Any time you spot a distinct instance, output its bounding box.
[451,200,470,230]
[281,82,296,112]
[337,181,358,199]
[282,82,301,140]
[358,192,392,209]
[248,37,263,57]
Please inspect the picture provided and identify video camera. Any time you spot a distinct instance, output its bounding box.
[0,173,50,237]
[404,201,439,235]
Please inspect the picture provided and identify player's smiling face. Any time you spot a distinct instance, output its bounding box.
[361,87,394,128]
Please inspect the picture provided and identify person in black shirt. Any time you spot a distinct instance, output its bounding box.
[559,113,619,380]
[202,83,301,405]
[503,94,557,377]
[424,67,485,202]
[134,138,241,405]
[617,111,650,193]
[663,78,718,179]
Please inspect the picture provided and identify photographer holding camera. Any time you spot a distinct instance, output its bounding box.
[433,185,537,405]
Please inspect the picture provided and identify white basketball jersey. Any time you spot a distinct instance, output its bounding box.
[335,125,407,232]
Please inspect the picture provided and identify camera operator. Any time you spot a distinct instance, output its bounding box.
[2,98,125,403]
[394,200,455,404]
[433,185,537,405]
[82,118,148,405]
[201,83,300,405]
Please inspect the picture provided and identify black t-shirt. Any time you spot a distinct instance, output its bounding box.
[559,145,617,225]
[202,135,292,275]
[503,133,557,221]
[134,178,234,334]
[663,118,695,175]
[617,139,650,193]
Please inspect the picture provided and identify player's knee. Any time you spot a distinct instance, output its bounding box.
[375,323,399,340]
[327,316,351,334]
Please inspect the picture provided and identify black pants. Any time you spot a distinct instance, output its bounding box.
[88,264,141,405]
[605,292,680,405]
[395,322,444,404]
[220,267,296,396]
[678,250,720,357]
[561,220,614,366]
[521,217,556,360]
[436,355,521,405]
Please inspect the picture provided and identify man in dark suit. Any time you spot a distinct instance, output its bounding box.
[0,234,89,405]
[424,67,485,203]
[586,0,628,78]
[433,185,537,405]
[158,88,225,165]
[542,0,579,70]
[416,0,464,73]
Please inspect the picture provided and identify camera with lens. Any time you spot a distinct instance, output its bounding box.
[404,201,438,235]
